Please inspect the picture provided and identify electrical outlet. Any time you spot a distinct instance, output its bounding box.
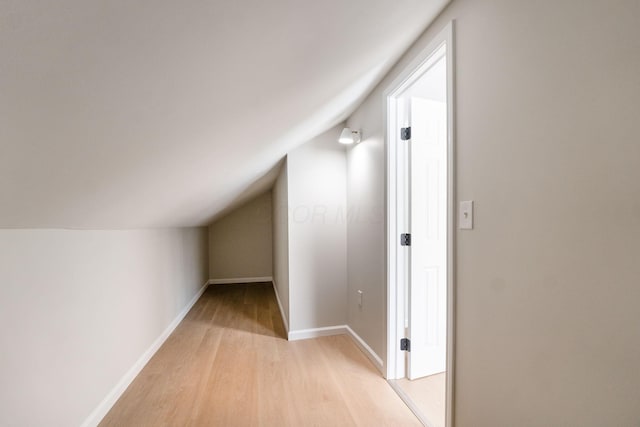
[357,290,363,308]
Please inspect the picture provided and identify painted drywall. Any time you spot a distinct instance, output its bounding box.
[346,134,386,361]
[0,0,449,229]
[272,160,290,329]
[209,191,273,280]
[287,126,348,332]
[346,0,640,425]
[0,228,208,427]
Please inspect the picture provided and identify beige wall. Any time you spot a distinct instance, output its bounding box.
[272,160,290,330]
[346,135,386,360]
[346,0,640,425]
[288,126,348,332]
[208,192,273,280]
[0,227,208,427]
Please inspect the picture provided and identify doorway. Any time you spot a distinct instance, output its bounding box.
[385,23,454,427]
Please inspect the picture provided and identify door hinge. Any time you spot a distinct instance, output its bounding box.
[400,233,411,246]
[400,338,411,351]
[401,127,411,140]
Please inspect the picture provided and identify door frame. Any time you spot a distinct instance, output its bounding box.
[384,21,456,426]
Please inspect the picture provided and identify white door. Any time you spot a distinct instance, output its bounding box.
[407,95,447,380]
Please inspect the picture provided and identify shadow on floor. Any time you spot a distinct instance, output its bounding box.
[189,282,287,339]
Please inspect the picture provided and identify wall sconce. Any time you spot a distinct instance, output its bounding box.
[338,127,361,144]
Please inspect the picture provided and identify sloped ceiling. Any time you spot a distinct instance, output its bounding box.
[0,0,449,228]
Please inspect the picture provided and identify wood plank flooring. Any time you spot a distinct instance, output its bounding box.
[396,373,446,427]
[99,283,420,427]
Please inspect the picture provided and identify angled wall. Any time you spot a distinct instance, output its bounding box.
[0,227,208,427]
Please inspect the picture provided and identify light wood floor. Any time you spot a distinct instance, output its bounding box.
[396,373,446,427]
[100,283,420,426]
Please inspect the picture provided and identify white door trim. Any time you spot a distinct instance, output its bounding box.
[384,21,456,427]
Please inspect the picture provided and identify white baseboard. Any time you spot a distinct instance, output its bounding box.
[288,325,348,341]
[287,325,383,373]
[346,325,384,373]
[271,279,289,333]
[80,280,209,427]
[388,379,433,427]
[80,281,385,427]
[208,276,273,285]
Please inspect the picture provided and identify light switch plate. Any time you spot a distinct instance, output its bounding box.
[459,201,474,230]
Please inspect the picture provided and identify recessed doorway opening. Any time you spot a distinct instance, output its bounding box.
[385,22,455,427]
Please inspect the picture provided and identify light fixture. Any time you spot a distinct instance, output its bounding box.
[338,127,361,144]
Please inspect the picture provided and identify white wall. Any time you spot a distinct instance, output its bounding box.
[272,160,290,330]
[209,191,273,280]
[0,227,208,427]
[288,126,348,332]
[346,0,640,425]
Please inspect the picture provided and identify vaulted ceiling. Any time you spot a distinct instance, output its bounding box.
[1,0,449,228]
